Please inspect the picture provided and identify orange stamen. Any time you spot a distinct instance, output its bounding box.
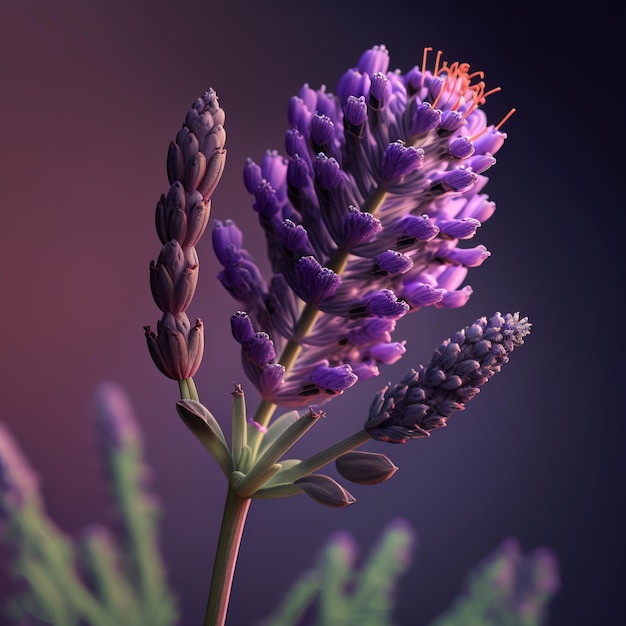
[479,86,502,103]
[495,107,516,130]
[422,46,432,75]
[468,108,517,141]
[433,50,443,76]
[468,71,484,81]
[421,50,514,133]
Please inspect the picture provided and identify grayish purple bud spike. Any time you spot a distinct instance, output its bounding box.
[365,312,530,443]
[146,89,225,381]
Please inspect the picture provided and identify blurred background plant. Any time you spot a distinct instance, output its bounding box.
[0,383,178,626]
[264,519,559,626]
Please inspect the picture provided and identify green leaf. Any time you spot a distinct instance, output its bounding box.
[176,400,234,475]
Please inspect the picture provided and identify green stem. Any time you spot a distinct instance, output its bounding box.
[279,430,371,484]
[187,377,200,401]
[231,385,247,468]
[204,488,251,626]
[179,377,199,401]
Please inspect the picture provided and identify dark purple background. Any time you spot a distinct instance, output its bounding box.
[1,1,622,624]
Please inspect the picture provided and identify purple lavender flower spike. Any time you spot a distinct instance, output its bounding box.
[212,44,514,408]
[365,312,530,443]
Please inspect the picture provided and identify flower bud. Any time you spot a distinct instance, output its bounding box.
[335,451,398,485]
[295,474,356,507]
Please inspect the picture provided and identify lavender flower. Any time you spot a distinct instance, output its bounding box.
[146,90,226,383]
[430,537,560,626]
[0,423,42,517]
[213,45,513,409]
[366,312,530,443]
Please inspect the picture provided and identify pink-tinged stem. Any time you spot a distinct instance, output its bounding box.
[204,488,251,626]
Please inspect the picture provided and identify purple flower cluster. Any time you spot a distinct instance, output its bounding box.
[145,90,226,380]
[213,45,511,407]
[365,312,530,443]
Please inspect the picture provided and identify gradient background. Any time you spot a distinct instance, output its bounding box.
[0,1,622,624]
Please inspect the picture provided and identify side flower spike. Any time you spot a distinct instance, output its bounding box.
[366,312,530,443]
[145,89,226,385]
